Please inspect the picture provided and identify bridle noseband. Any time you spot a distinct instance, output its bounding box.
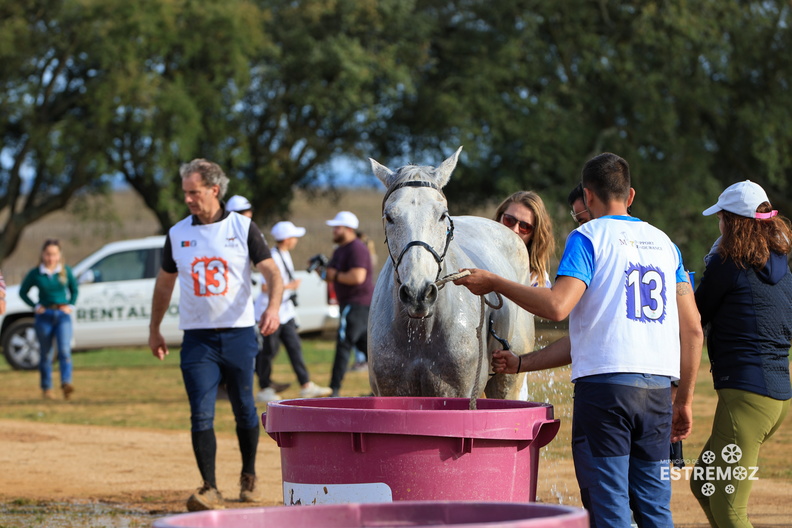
[381,180,455,285]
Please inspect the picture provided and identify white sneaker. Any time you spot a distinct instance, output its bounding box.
[299,382,333,398]
[255,387,281,403]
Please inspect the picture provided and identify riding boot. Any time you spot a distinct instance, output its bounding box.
[191,429,218,489]
[236,425,259,476]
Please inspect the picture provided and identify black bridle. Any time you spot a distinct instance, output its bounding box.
[381,180,455,285]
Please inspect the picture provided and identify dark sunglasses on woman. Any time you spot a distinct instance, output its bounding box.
[500,213,534,235]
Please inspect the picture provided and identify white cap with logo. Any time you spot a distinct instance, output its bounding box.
[326,211,359,229]
[702,180,777,219]
[226,195,252,212]
[271,221,306,241]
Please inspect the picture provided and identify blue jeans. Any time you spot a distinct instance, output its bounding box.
[180,327,259,432]
[573,375,673,528]
[35,309,73,390]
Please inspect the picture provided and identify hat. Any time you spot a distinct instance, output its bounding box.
[702,180,777,219]
[271,221,306,241]
[226,195,252,212]
[326,211,359,229]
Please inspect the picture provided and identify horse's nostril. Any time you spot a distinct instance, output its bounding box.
[398,284,412,305]
[424,283,438,305]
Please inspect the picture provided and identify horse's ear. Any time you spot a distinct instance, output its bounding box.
[370,158,395,187]
[434,146,463,188]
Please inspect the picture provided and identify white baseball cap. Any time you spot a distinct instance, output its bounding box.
[702,180,777,219]
[326,211,359,229]
[271,221,306,241]
[226,195,252,212]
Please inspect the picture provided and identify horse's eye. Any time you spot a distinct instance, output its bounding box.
[384,213,393,224]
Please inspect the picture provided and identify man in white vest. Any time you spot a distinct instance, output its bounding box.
[148,159,283,512]
[456,153,703,528]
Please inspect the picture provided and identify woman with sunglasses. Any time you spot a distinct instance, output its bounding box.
[494,191,556,288]
[19,239,79,400]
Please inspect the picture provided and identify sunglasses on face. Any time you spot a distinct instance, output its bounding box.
[500,213,534,235]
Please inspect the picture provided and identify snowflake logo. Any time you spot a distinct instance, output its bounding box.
[725,485,735,494]
[701,450,716,464]
[701,483,716,497]
[722,444,742,463]
[732,466,748,480]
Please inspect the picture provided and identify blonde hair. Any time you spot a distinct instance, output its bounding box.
[494,191,555,287]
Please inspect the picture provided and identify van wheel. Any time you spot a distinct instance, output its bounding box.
[1,318,40,370]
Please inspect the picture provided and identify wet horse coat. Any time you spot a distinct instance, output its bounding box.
[368,148,534,399]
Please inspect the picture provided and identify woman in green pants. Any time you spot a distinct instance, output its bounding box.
[693,181,792,528]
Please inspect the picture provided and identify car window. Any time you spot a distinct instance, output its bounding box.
[90,249,152,282]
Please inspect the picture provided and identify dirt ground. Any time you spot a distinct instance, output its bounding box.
[1,419,790,527]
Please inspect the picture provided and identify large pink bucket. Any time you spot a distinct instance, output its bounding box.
[153,501,587,527]
[263,397,560,505]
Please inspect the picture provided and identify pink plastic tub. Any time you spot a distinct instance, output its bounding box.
[153,501,587,528]
[263,397,560,505]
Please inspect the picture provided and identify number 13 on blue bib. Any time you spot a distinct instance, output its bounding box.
[625,263,666,323]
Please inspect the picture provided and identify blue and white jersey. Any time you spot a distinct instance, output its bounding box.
[557,216,688,381]
[169,213,256,330]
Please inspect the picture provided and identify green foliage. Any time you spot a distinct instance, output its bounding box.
[2,0,792,274]
[371,0,792,273]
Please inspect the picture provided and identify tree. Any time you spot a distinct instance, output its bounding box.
[3,0,792,274]
[370,0,792,273]
[0,0,116,262]
[103,0,434,231]
[225,0,432,225]
[104,0,267,230]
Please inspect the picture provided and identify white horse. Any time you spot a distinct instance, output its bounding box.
[368,147,535,399]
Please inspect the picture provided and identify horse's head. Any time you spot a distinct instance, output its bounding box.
[370,147,463,319]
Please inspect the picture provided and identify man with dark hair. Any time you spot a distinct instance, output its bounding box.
[567,183,592,226]
[148,158,283,512]
[456,152,703,527]
[319,211,374,397]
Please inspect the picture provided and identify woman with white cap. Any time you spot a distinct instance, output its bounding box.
[691,180,792,527]
[254,221,333,402]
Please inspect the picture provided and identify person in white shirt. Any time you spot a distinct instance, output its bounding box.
[148,159,283,512]
[254,221,333,402]
[455,153,703,527]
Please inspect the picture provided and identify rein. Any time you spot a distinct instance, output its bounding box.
[436,270,503,410]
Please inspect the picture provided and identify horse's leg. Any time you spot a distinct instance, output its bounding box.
[484,371,523,399]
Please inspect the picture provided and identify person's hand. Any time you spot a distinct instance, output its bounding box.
[289,278,301,290]
[60,305,72,315]
[259,309,280,336]
[0,298,5,316]
[491,349,520,374]
[453,268,496,296]
[35,305,46,315]
[671,402,693,442]
[149,331,169,360]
